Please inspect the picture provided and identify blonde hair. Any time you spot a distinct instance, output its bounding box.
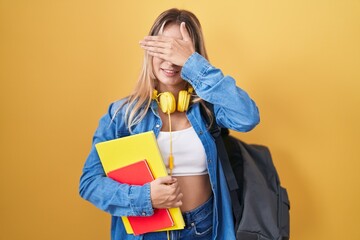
[119,8,212,131]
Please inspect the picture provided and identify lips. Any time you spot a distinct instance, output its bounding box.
[161,68,180,77]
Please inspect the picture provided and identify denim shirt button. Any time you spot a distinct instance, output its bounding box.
[142,212,146,216]
[199,131,203,135]
[155,124,160,128]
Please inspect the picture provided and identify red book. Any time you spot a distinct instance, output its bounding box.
[107,160,174,235]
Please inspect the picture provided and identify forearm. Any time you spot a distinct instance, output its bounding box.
[181,52,260,132]
[79,158,153,217]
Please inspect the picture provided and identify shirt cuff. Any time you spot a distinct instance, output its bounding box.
[181,52,212,87]
[129,183,154,216]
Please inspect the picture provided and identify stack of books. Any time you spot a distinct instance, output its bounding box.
[95,131,185,235]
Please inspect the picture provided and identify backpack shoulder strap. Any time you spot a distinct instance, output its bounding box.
[200,102,242,225]
[200,102,239,190]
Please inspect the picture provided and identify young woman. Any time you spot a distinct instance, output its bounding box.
[79,8,260,240]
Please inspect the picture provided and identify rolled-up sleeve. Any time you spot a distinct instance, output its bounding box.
[181,52,260,132]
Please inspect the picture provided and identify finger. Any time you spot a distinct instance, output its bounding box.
[156,176,173,184]
[174,199,183,207]
[146,51,168,61]
[171,183,181,195]
[139,40,169,49]
[141,45,166,53]
[141,45,168,56]
[144,35,172,42]
[176,192,183,201]
[140,40,171,53]
[180,22,191,42]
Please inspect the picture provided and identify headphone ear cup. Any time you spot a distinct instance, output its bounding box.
[152,89,158,100]
[159,92,176,114]
[177,90,191,112]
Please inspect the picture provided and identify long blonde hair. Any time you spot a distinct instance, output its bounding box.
[120,8,211,131]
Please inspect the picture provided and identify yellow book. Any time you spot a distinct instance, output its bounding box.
[95,131,185,234]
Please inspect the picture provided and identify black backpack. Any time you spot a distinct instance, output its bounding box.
[202,104,290,240]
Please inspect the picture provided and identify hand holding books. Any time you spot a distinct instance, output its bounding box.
[150,176,183,209]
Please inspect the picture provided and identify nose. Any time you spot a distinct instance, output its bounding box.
[164,61,174,66]
[164,61,180,68]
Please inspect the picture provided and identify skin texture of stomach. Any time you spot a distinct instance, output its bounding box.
[174,174,212,212]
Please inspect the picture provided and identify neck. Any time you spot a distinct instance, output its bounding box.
[157,82,187,95]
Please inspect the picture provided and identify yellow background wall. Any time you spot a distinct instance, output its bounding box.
[0,0,359,239]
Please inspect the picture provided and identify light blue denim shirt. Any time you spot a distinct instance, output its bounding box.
[79,52,260,240]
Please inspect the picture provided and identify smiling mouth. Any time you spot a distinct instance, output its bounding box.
[162,69,179,73]
[161,68,180,76]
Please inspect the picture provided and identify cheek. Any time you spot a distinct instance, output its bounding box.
[152,57,162,69]
[151,57,162,79]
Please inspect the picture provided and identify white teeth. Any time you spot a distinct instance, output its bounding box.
[163,69,176,74]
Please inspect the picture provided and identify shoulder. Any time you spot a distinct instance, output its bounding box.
[107,97,130,118]
[96,97,131,138]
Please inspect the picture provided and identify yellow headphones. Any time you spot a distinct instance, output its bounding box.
[152,87,194,114]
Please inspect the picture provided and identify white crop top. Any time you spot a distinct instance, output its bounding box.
[157,127,208,176]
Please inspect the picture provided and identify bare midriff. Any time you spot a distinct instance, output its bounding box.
[174,174,212,212]
[158,112,212,212]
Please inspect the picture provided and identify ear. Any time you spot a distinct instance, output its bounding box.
[180,22,191,42]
